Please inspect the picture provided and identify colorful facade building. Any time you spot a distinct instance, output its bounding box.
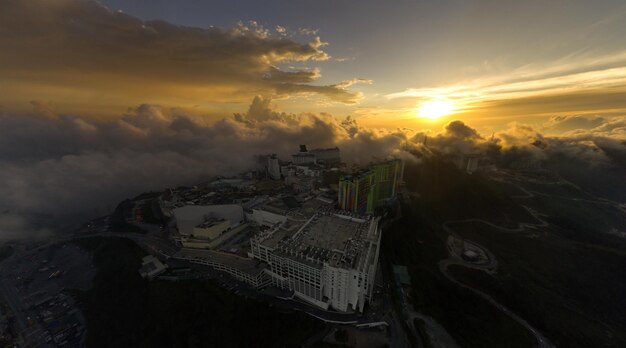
[338,170,376,214]
[370,159,402,206]
[338,159,403,214]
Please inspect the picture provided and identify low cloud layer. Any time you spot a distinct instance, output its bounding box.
[0,97,626,242]
[419,116,625,168]
[0,98,409,223]
[1,97,624,240]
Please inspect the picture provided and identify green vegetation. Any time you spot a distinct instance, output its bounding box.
[521,181,594,200]
[107,199,147,233]
[73,237,323,348]
[447,220,626,347]
[543,152,626,203]
[484,180,527,198]
[413,318,433,348]
[382,198,536,347]
[334,329,348,343]
[404,157,534,227]
[0,244,14,262]
[529,194,626,244]
[395,157,626,347]
[139,199,167,225]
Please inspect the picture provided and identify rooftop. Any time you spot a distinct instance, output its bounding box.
[174,248,266,277]
[257,212,379,270]
[196,217,227,229]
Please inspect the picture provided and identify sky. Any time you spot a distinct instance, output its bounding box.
[1,0,625,238]
[2,0,626,133]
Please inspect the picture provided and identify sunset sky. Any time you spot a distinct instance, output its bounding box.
[3,0,626,134]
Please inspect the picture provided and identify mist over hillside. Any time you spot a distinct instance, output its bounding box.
[1,97,624,240]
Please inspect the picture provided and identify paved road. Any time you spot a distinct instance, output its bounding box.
[438,185,555,348]
[438,258,553,348]
[3,220,396,346]
[406,311,459,348]
[386,309,410,348]
[0,228,176,348]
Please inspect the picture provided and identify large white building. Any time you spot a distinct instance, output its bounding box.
[139,255,168,279]
[310,147,340,164]
[250,212,382,312]
[174,205,244,236]
[173,248,270,288]
[193,218,231,240]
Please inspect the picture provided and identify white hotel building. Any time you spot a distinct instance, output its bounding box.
[250,212,382,312]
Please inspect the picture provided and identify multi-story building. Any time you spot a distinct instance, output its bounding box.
[250,212,382,312]
[292,152,316,165]
[310,147,341,164]
[338,170,376,214]
[173,248,270,289]
[267,154,281,180]
[370,159,402,207]
[338,159,403,214]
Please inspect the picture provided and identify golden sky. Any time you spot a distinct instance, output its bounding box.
[1,0,626,136]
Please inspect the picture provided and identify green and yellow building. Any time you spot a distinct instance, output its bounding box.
[338,159,403,214]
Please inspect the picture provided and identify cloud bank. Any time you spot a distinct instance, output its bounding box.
[3,97,625,216]
[0,0,365,113]
[0,0,624,241]
[0,98,409,222]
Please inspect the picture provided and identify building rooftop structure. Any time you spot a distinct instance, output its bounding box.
[250,210,382,312]
[392,265,411,286]
[174,248,265,278]
[195,217,227,229]
[139,255,168,279]
[174,204,244,235]
[254,212,378,270]
[310,147,341,165]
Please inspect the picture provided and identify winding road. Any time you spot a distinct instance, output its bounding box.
[438,189,555,348]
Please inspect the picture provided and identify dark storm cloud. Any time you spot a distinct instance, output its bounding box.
[0,0,362,105]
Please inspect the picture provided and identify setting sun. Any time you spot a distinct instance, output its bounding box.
[418,100,455,119]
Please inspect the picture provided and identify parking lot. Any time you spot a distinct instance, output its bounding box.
[0,243,93,347]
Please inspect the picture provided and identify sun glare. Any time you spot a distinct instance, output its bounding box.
[418,100,454,119]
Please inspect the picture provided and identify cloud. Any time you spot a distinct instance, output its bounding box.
[414,118,626,173]
[334,78,374,88]
[274,83,365,104]
[2,95,625,241]
[444,120,482,140]
[272,78,372,104]
[0,97,411,225]
[558,116,626,139]
[0,212,52,242]
[299,27,319,36]
[264,66,321,84]
[0,0,363,111]
[543,115,607,134]
[385,50,626,122]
